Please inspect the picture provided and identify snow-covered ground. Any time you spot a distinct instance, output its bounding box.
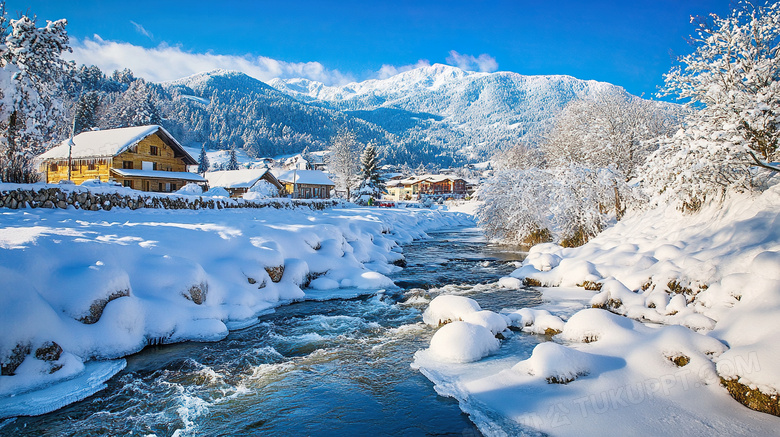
[0,202,470,418]
[414,185,780,435]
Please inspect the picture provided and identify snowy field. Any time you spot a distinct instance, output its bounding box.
[0,202,470,418]
[414,186,780,435]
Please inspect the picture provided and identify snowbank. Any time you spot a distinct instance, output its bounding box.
[414,185,780,435]
[0,204,471,418]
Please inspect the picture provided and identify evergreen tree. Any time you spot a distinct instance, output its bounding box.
[356,141,384,201]
[227,146,239,170]
[73,91,100,135]
[197,145,210,174]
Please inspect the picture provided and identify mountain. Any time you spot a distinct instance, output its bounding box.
[269,64,622,159]
[159,70,403,160]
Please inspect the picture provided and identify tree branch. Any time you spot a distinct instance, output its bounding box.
[747,149,780,172]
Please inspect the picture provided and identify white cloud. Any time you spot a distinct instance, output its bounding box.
[68,36,355,86]
[130,21,153,40]
[375,60,431,79]
[445,50,498,72]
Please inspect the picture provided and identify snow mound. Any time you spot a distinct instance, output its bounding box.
[512,342,596,383]
[426,321,500,363]
[422,295,481,326]
[504,308,565,335]
[461,310,509,335]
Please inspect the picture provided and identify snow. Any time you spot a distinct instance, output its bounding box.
[0,201,471,418]
[273,169,335,186]
[422,295,481,326]
[420,321,500,363]
[37,125,191,162]
[112,168,206,182]
[204,168,274,189]
[413,185,780,435]
[0,360,126,418]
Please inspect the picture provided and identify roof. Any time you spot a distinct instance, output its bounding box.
[396,174,466,186]
[204,168,280,189]
[273,169,335,186]
[111,168,206,182]
[38,125,197,165]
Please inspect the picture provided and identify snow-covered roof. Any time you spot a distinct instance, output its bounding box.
[396,174,466,185]
[273,169,335,186]
[111,168,206,182]
[204,168,278,189]
[38,125,196,164]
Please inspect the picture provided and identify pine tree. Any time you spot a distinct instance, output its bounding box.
[73,91,100,135]
[356,142,385,201]
[197,145,210,174]
[227,146,239,170]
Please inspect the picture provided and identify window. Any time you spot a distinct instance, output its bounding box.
[87,163,96,171]
[50,163,58,171]
[170,183,176,191]
[122,161,134,169]
[149,145,159,156]
[159,183,164,192]
[123,180,133,188]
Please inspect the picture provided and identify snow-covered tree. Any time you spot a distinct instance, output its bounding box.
[197,145,210,174]
[73,91,100,135]
[300,145,313,170]
[647,1,780,209]
[111,80,162,128]
[355,141,384,200]
[326,127,362,199]
[227,146,239,170]
[543,90,679,217]
[0,8,72,182]
[492,143,546,170]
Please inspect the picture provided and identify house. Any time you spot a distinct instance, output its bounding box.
[37,125,205,192]
[273,169,335,199]
[385,174,468,200]
[204,168,283,198]
[418,175,467,197]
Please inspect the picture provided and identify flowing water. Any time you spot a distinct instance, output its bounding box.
[1,226,542,436]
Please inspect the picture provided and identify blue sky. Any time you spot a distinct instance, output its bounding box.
[7,0,731,98]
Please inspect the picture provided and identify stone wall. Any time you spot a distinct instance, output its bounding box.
[0,185,339,211]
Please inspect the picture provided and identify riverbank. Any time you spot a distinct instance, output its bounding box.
[414,185,780,435]
[0,205,471,418]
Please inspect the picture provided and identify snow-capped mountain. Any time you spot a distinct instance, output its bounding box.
[269,64,623,158]
[156,65,633,166]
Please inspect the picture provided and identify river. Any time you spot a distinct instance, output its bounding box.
[1,226,542,436]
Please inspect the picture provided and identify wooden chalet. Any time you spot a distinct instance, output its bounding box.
[37,125,205,192]
[204,168,283,198]
[273,169,335,199]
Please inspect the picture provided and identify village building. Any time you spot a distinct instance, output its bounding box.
[204,168,283,198]
[273,169,335,199]
[385,174,468,201]
[37,125,205,192]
